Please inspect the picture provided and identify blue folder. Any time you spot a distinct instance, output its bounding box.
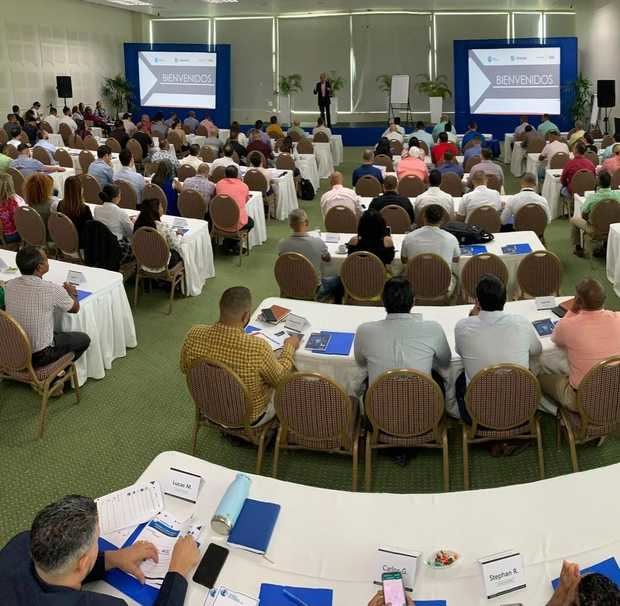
[459,245,487,256]
[228,498,281,554]
[77,290,91,302]
[415,602,447,606]
[311,331,354,356]
[259,583,333,606]
[501,243,533,255]
[552,557,620,589]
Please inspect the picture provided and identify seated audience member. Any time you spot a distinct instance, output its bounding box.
[320,171,361,218]
[286,119,306,140]
[401,204,459,271]
[347,209,395,266]
[570,170,620,256]
[454,274,542,421]
[354,276,451,387]
[514,115,531,136]
[183,110,200,134]
[5,246,91,368]
[432,114,455,141]
[537,113,559,137]
[0,143,12,172]
[179,144,204,171]
[0,173,24,243]
[87,145,114,187]
[547,561,620,606]
[30,101,42,121]
[247,152,273,194]
[278,208,344,303]
[600,143,620,175]
[458,171,502,221]
[110,120,129,149]
[22,110,38,145]
[467,148,504,189]
[122,112,137,137]
[385,124,404,144]
[583,133,599,155]
[246,130,273,164]
[538,130,569,174]
[151,113,168,140]
[519,124,538,149]
[182,163,215,208]
[414,169,454,219]
[228,129,247,162]
[431,131,459,165]
[381,117,405,137]
[24,172,56,229]
[500,172,550,227]
[94,100,108,121]
[436,151,464,177]
[180,286,301,424]
[312,116,332,137]
[56,175,93,247]
[462,121,484,148]
[3,112,19,135]
[59,107,78,134]
[203,131,223,155]
[211,144,238,173]
[149,139,180,169]
[215,165,253,252]
[411,121,434,150]
[33,130,58,164]
[0,494,197,605]
[11,144,64,178]
[252,119,271,146]
[171,120,188,148]
[266,115,284,139]
[7,125,23,148]
[601,132,620,160]
[12,105,24,127]
[352,149,384,186]
[397,146,429,183]
[200,114,218,137]
[443,121,458,144]
[368,175,414,224]
[539,278,620,412]
[560,142,596,198]
[374,137,391,157]
[115,149,146,206]
[152,160,182,216]
[94,184,134,254]
[568,120,586,149]
[139,113,152,134]
[132,122,153,159]
[83,106,105,129]
[164,112,178,128]
[463,136,482,163]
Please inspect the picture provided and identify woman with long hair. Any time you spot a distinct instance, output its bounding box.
[23,173,56,229]
[346,209,395,266]
[0,173,24,243]
[151,160,182,216]
[374,136,391,157]
[57,176,93,246]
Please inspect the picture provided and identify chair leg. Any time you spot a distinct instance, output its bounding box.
[256,430,267,475]
[72,365,81,403]
[364,439,373,492]
[133,273,140,307]
[556,413,562,448]
[442,431,450,492]
[192,422,199,455]
[272,427,283,478]
[564,422,580,473]
[535,418,545,480]
[351,437,359,492]
[167,279,175,315]
[462,425,470,490]
[38,390,50,439]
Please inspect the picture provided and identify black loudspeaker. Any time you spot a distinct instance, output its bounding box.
[597,80,615,108]
[56,75,73,99]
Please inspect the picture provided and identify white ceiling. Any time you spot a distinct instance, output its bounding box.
[84,0,576,18]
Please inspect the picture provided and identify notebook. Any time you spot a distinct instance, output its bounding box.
[309,331,354,356]
[552,557,620,589]
[259,583,333,606]
[227,499,280,554]
[305,333,331,351]
[460,244,488,256]
[501,243,533,255]
[532,318,557,337]
[261,305,291,324]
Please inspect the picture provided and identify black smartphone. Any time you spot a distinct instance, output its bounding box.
[192,542,229,588]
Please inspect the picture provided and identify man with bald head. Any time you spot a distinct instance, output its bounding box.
[320,171,361,218]
[539,278,620,412]
[352,149,383,186]
[313,72,332,128]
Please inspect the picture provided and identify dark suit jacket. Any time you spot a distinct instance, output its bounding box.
[368,191,415,224]
[313,81,332,105]
[0,531,187,606]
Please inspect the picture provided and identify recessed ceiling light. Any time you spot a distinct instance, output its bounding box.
[107,0,152,6]
[203,0,239,4]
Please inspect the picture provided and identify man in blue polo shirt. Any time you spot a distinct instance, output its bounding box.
[352,149,383,187]
[461,121,484,148]
[87,145,114,187]
[10,144,65,178]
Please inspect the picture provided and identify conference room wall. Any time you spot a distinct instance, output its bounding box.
[0,0,142,114]
[151,19,209,45]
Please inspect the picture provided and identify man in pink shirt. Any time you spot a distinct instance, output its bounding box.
[599,143,620,176]
[320,171,362,218]
[539,278,620,411]
[215,165,253,253]
[396,146,429,183]
[200,115,218,137]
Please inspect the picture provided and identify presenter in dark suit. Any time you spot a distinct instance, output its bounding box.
[313,72,333,129]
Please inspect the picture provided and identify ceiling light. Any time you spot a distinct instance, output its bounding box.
[107,0,152,5]
[203,0,239,4]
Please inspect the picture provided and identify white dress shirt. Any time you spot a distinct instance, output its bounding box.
[455,310,542,382]
[59,115,78,133]
[94,202,134,241]
[179,155,204,171]
[210,156,238,174]
[501,188,550,225]
[414,187,455,217]
[320,184,361,217]
[460,185,502,220]
[539,140,569,166]
[386,131,404,143]
[401,225,460,266]
[382,125,406,137]
[43,114,60,133]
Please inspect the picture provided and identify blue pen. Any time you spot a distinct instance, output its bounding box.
[282,588,311,606]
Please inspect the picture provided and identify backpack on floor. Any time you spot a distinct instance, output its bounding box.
[442,221,494,245]
[299,178,315,200]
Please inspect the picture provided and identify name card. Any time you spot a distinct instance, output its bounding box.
[162,467,202,503]
[479,550,525,599]
[374,546,420,591]
[67,270,86,285]
[535,296,556,311]
[284,314,308,333]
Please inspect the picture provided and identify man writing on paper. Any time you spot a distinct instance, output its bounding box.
[0,494,199,605]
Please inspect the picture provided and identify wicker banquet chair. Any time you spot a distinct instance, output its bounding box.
[380,205,411,234]
[79,174,102,204]
[583,199,620,257]
[296,139,314,154]
[114,180,138,210]
[440,172,464,197]
[0,310,80,438]
[460,253,508,303]
[83,136,99,151]
[526,136,546,154]
[244,168,275,219]
[355,175,383,197]
[398,175,427,197]
[126,139,143,164]
[406,254,453,305]
[612,171,620,190]
[374,154,394,172]
[313,131,330,143]
[486,174,502,193]
[78,149,94,173]
[514,203,549,241]
[178,189,206,220]
[570,170,597,197]
[105,137,121,154]
[14,205,46,247]
[324,205,358,233]
[143,183,168,214]
[132,227,185,315]
[72,134,84,150]
[463,155,481,172]
[389,140,403,156]
[7,167,24,196]
[48,211,83,262]
[274,252,320,300]
[462,364,544,490]
[516,250,561,298]
[275,153,296,171]
[365,370,449,491]
[549,152,569,169]
[177,164,196,182]
[556,356,620,472]
[209,165,227,184]
[273,372,361,490]
[340,251,386,306]
[199,146,216,163]
[185,358,275,474]
[210,194,250,266]
[32,146,52,165]
[467,205,502,233]
[58,123,72,146]
[55,148,74,168]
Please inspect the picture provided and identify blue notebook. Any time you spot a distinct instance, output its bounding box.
[259,583,333,606]
[416,602,447,606]
[310,331,354,356]
[552,557,620,589]
[77,289,91,302]
[228,498,281,554]
[501,243,532,255]
[460,244,487,256]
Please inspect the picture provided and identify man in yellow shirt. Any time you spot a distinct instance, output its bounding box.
[180,286,300,424]
[265,115,285,140]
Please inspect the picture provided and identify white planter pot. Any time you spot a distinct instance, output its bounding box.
[331,96,338,125]
[429,96,443,124]
[279,95,292,127]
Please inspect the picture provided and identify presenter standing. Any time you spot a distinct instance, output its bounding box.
[313,72,333,129]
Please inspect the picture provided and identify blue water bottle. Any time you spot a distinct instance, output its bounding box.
[210,473,251,535]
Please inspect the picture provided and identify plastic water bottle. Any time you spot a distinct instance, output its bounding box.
[210,473,251,535]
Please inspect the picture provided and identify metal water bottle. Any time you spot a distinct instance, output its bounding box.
[210,473,251,535]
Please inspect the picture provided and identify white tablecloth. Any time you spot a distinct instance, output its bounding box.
[313,142,335,179]
[330,134,344,166]
[50,167,77,194]
[48,133,64,147]
[0,250,136,385]
[607,223,620,297]
[218,128,230,144]
[269,169,298,220]
[246,191,267,249]
[503,133,514,163]
[510,142,527,177]
[541,169,564,219]
[526,152,541,181]
[187,134,207,148]
[91,451,620,606]
[91,127,104,138]
[295,154,320,191]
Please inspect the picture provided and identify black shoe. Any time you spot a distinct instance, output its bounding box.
[573,246,585,258]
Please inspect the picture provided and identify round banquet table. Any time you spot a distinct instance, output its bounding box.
[541,168,564,220]
[313,141,336,179]
[607,223,620,298]
[90,450,620,606]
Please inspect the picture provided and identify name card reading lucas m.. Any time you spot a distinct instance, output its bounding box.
[162,467,202,503]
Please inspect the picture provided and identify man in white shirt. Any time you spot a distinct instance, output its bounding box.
[454,274,542,422]
[43,108,60,133]
[312,117,332,138]
[33,130,58,164]
[410,121,434,150]
[59,107,78,133]
[30,101,42,121]
[210,144,238,174]
[538,130,569,173]
[180,144,204,171]
[94,189,134,242]
[458,171,502,221]
[514,115,531,136]
[115,149,145,206]
[320,171,361,218]
[414,169,454,219]
[385,124,404,144]
[467,148,504,189]
[381,118,405,138]
[500,172,550,227]
[122,113,137,137]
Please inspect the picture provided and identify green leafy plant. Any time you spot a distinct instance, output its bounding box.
[101,75,133,118]
[328,70,345,93]
[415,74,452,99]
[376,74,392,94]
[277,74,303,96]
[567,73,592,123]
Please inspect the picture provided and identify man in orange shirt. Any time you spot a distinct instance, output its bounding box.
[431,131,459,165]
[539,278,620,411]
[396,146,428,183]
[215,165,253,253]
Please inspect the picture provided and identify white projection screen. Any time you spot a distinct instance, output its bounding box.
[468,47,561,115]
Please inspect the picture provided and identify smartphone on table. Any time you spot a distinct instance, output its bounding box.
[382,570,407,606]
[192,542,229,589]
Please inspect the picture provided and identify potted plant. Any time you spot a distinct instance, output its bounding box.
[376,74,392,113]
[100,75,133,119]
[276,74,302,127]
[415,74,452,124]
[567,73,592,125]
[328,70,345,125]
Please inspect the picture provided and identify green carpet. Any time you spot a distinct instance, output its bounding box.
[1,147,618,545]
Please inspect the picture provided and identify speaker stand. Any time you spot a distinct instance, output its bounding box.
[602,107,613,135]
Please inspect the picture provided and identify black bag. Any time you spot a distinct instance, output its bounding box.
[299,178,315,200]
[442,221,494,245]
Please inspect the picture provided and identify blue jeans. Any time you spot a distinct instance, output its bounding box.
[3,232,20,243]
[318,276,344,303]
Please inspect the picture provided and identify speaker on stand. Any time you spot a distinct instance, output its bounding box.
[597,80,616,135]
[56,75,73,109]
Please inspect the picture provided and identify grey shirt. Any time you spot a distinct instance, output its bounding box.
[278,233,328,275]
[354,313,451,386]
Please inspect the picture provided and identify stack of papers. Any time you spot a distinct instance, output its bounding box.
[245,325,288,351]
